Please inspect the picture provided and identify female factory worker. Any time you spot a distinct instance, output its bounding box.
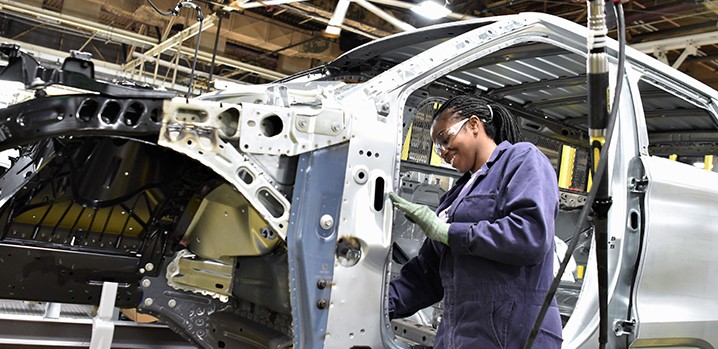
[388,95,562,348]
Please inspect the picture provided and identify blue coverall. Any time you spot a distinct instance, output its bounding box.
[389,141,562,348]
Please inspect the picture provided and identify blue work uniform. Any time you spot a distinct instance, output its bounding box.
[389,141,562,348]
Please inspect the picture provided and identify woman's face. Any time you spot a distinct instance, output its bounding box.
[430,112,479,173]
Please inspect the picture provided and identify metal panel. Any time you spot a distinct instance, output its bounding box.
[634,156,718,345]
[286,144,348,348]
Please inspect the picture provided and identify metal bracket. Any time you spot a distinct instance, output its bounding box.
[614,318,636,336]
[655,48,669,65]
[70,50,93,61]
[165,249,234,303]
[43,303,61,319]
[629,176,649,193]
[391,318,436,347]
[672,44,698,69]
[89,282,119,349]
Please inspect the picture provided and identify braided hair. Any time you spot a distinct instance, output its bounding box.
[433,95,524,144]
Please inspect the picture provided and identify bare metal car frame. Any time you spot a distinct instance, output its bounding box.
[1,12,718,349]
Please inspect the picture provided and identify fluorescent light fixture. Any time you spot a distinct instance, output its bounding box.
[411,1,450,20]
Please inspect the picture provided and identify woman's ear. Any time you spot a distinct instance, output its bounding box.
[469,115,482,134]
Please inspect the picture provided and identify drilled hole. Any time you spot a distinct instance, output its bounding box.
[77,98,99,122]
[100,100,122,124]
[260,114,283,137]
[237,168,254,184]
[123,101,144,126]
[219,108,239,136]
[149,108,161,123]
[258,189,284,218]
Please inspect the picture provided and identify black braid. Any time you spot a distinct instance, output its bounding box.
[433,95,524,144]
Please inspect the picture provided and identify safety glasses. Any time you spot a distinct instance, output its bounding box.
[432,117,470,156]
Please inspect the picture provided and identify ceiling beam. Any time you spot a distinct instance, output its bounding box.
[0,0,155,48]
[224,0,308,11]
[284,1,390,39]
[123,13,218,70]
[353,0,415,32]
[631,30,718,54]
[0,1,285,81]
[628,21,718,44]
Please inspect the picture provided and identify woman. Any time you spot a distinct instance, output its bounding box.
[388,95,562,348]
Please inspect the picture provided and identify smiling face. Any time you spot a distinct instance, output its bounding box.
[430,108,496,173]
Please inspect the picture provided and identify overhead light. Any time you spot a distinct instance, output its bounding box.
[411,1,450,20]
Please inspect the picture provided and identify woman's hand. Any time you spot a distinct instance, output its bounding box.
[389,193,449,245]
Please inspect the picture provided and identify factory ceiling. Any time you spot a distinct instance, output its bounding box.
[1,0,718,93]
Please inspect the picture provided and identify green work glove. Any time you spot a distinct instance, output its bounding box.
[389,192,449,245]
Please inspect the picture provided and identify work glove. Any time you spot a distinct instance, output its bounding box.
[389,192,449,245]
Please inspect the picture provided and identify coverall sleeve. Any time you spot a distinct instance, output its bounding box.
[388,239,444,319]
[446,147,558,265]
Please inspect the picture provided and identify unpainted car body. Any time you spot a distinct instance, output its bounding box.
[1,12,718,349]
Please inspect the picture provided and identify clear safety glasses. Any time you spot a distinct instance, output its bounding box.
[432,117,469,156]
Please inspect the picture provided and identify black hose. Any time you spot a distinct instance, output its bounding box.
[208,12,223,92]
[146,0,175,16]
[610,3,626,124]
[522,2,627,348]
[187,17,202,98]
[170,1,204,97]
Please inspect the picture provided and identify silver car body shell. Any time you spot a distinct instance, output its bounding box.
[156,12,718,349]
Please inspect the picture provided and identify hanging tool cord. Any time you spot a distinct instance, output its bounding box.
[522,1,627,348]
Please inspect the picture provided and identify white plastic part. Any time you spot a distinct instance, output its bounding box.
[89,282,119,349]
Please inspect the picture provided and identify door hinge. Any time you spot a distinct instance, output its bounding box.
[629,176,648,193]
[614,318,636,336]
